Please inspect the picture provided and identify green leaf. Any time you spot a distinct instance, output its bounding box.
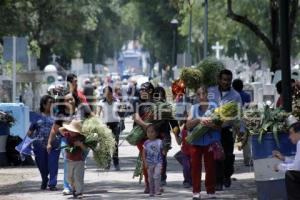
[273,124,280,147]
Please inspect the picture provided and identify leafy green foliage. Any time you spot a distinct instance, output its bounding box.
[180,67,203,91]
[82,117,115,168]
[197,57,225,86]
[243,106,289,146]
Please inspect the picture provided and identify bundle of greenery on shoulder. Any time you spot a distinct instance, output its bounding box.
[196,58,225,87]
[186,102,239,144]
[81,117,115,168]
[126,101,176,145]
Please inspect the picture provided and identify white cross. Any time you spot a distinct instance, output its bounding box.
[51,54,58,63]
[212,41,224,59]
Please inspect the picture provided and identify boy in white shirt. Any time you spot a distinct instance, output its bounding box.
[273,122,300,200]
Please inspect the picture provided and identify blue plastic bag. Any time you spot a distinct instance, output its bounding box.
[15,136,38,161]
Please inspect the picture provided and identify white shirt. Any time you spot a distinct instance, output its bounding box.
[278,140,300,172]
[98,99,120,123]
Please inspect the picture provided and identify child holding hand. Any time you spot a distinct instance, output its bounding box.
[143,124,164,197]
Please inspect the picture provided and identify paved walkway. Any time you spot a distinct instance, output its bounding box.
[0,120,257,200]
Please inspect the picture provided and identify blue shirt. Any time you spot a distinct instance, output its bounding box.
[143,139,163,165]
[239,91,251,106]
[189,103,220,146]
[208,86,242,106]
[208,86,245,132]
[29,114,59,148]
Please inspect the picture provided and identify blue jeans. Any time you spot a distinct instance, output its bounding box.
[33,142,60,187]
[61,139,72,191]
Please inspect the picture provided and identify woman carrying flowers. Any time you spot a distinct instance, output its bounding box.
[186,86,221,200]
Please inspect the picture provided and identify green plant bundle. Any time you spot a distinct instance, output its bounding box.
[243,106,289,146]
[126,102,174,145]
[126,125,147,145]
[186,102,238,143]
[180,67,203,91]
[133,153,143,183]
[82,117,115,168]
[292,85,300,120]
[197,58,225,87]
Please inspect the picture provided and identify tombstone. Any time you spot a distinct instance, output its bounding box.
[71,54,84,76]
[252,82,276,108]
[177,52,192,67]
[250,82,263,106]
[23,85,33,110]
[212,41,224,60]
[262,84,276,107]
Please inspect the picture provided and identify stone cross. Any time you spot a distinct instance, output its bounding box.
[51,54,58,63]
[212,41,224,59]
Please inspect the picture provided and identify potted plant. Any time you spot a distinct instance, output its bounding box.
[244,105,295,200]
[0,111,15,166]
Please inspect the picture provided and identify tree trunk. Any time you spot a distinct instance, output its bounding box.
[38,44,52,70]
[270,0,280,71]
[227,0,298,72]
[270,48,280,72]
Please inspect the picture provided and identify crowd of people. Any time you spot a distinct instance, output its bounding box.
[23,70,300,200]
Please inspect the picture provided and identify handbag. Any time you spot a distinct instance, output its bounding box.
[209,141,225,161]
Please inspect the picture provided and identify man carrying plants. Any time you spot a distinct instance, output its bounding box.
[208,69,243,191]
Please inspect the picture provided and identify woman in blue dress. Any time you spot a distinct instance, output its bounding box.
[27,94,61,190]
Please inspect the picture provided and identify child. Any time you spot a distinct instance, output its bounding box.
[59,120,86,199]
[174,124,192,188]
[273,122,300,200]
[143,124,163,197]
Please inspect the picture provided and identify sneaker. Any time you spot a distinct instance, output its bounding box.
[207,193,216,199]
[192,193,200,200]
[62,189,71,195]
[40,179,48,190]
[76,193,83,199]
[40,183,47,190]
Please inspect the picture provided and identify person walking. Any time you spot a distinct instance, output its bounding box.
[143,124,163,197]
[59,120,86,199]
[133,82,155,193]
[98,86,121,170]
[27,95,60,191]
[186,86,221,200]
[208,69,243,191]
[232,79,252,166]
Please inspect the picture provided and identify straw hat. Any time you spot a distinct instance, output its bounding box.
[59,119,82,134]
